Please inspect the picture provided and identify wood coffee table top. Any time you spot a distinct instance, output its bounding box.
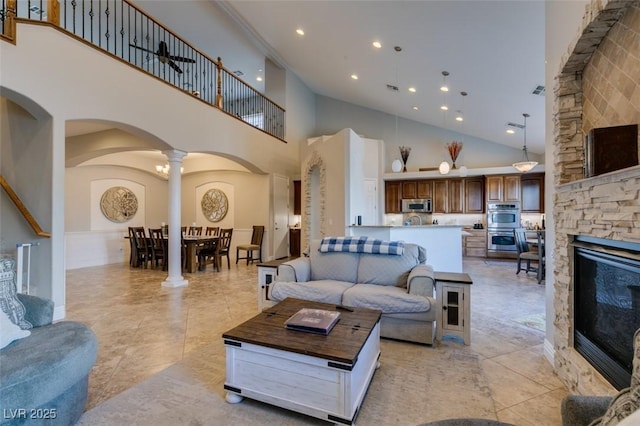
[222,298,381,366]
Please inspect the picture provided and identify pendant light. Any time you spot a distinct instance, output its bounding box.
[512,113,537,173]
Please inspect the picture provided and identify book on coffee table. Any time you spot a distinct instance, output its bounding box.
[284,308,341,335]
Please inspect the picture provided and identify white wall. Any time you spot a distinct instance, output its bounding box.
[313,95,542,171]
[1,22,304,315]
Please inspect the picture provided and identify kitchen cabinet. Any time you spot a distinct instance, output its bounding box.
[463,228,487,257]
[463,177,484,213]
[448,179,464,213]
[293,180,301,215]
[433,180,448,213]
[521,173,544,213]
[486,175,521,203]
[385,181,402,213]
[432,179,463,213]
[402,181,417,199]
[416,180,434,199]
[289,228,301,257]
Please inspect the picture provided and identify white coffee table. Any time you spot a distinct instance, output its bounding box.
[223,298,381,425]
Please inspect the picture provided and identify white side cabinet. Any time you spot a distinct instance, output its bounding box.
[435,272,473,345]
[257,258,292,311]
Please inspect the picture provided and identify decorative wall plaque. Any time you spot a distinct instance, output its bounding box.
[100,186,138,223]
[201,188,228,222]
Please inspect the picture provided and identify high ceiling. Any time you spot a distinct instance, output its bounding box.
[219,0,546,153]
[67,1,546,156]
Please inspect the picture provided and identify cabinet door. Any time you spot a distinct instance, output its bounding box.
[504,175,521,202]
[402,181,417,199]
[416,180,434,199]
[293,180,301,215]
[385,181,402,213]
[464,177,485,213]
[433,180,448,213]
[448,179,464,213]
[485,176,503,203]
[521,173,544,212]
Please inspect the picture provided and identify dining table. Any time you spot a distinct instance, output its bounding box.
[126,234,219,273]
[183,235,219,273]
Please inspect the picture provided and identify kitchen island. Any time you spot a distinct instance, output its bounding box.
[349,225,463,272]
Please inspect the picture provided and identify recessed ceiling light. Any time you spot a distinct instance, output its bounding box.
[256,76,263,82]
[440,85,449,92]
[456,116,464,122]
[351,74,358,80]
[412,106,419,110]
[296,28,305,36]
[372,41,382,49]
[506,129,515,134]
[408,87,416,93]
[440,105,448,111]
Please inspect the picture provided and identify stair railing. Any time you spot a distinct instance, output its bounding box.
[0,0,285,141]
[0,175,51,238]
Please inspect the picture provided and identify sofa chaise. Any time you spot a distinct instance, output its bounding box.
[0,291,98,425]
[269,237,437,345]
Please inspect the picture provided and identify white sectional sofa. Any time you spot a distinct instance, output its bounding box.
[269,238,438,345]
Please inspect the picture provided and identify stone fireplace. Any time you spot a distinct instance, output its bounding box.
[554,0,640,395]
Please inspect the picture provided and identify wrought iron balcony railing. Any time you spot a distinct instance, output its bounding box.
[1,0,285,141]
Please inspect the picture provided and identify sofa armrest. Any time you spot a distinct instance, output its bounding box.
[561,395,612,426]
[407,264,435,298]
[277,257,311,282]
[16,294,54,327]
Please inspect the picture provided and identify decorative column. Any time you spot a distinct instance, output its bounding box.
[162,149,188,288]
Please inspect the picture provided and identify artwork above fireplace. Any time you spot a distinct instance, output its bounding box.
[572,235,640,390]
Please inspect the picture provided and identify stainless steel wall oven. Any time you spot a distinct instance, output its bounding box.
[487,203,520,254]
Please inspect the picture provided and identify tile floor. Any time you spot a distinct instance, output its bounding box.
[65,257,568,425]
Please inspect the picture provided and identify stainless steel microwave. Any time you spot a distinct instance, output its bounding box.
[402,199,432,213]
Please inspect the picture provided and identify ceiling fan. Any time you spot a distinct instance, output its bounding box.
[129,41,195,74]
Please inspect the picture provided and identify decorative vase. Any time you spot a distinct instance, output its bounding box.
[447,141,463,171]
[399,146,411,173]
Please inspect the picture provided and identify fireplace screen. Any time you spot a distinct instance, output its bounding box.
[574,236,640,390]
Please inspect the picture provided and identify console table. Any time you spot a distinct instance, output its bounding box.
[435,271,473,345]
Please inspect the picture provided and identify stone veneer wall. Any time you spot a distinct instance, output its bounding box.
[554,0,640,394]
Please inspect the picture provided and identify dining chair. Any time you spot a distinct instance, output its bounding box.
[205,226,219,236]
[196,228,220,271]
[236,225,265,265]
[188,226,203,236]
[127,227,137,267]
[132,226,151,268]
[217,228,234,270]
[536,231,546,284]
[149,228,167,270]
[514,228,539,277]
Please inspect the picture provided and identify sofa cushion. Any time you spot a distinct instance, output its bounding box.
[357,243,425,287]
[0,309,30,349]
[0,258,32,329]
[342,283,432,314]
[271,280,355,305]
[0,321,98,412]
[309,240,359,283]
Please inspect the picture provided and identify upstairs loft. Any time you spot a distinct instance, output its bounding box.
[0,0,285,142]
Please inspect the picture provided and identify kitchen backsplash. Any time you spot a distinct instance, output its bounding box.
[384,212,545,228]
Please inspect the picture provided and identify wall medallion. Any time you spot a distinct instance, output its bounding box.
[201,188,228,222]
[100,186,138,223]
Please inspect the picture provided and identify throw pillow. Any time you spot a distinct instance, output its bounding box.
[589,328,640,425]
[0,258,32,329]
[0,307,30,349]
